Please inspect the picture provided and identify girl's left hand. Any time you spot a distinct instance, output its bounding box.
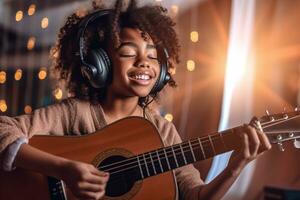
[227,123,272,176]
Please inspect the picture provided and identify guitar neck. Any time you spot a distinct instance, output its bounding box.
[100,108,300,181]
[105,127,242,180]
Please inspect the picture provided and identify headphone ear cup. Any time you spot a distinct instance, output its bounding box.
[83,48,111,88]
[150,61,170,95]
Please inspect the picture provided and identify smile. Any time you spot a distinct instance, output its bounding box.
[128,70,154,80]
[128,71,154,85]
[130,74,151,80]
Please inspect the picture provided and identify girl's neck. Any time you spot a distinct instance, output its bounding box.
[100,93,143,124]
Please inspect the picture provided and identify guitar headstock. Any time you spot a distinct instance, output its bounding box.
[258,109,300,151]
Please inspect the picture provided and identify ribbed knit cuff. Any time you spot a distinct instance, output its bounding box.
[2,137,28,171]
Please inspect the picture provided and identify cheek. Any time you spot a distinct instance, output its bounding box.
[112,60,131,79]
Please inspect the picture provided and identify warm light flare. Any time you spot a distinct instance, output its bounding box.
[54,88,63,100]
[41,17,49,29]
[38,68,47,80]
[28,4,36,16]
[171,5,179,16]
[164,113,173,122]
[187,60,196,71]
[225,49,247,84]
[27,37,36,50]
[190,31,199,43]
[0,100,7,112]
[14,69,22,81]
[207,0,256,184]
[169,67,176,75]
[24,105,32,114]
[0,71,6,84]
[16,11,23,22]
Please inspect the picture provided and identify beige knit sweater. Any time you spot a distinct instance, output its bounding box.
[0,98,203,199]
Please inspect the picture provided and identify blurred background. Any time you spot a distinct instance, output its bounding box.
[0,0,299,199]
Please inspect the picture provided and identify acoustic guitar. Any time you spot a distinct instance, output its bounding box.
[0,111,299,200]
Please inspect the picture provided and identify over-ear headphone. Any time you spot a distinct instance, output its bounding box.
[77,9,171,95]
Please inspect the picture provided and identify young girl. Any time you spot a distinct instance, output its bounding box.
[0,0,271,199]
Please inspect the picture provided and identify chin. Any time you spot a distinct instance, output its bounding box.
[132,90,151,98]
[129,86,152,98]
[138,92,151,98]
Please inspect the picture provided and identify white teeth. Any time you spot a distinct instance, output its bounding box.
[133,74,150,80]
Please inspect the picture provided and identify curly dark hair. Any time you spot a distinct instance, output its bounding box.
[50,0,180,105]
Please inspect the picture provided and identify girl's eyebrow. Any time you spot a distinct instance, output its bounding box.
[118,42,156,50]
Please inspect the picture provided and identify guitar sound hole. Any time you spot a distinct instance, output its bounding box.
[99,155,139,197]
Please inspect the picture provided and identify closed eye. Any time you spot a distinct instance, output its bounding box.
[119,54,136,57]
[148,56,158,60]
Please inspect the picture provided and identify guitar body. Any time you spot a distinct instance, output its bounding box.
[0,117,177,200]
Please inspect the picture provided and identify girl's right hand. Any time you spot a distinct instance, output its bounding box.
[60,160,109,200]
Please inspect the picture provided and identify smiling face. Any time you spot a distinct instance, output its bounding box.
[107,28,160,98]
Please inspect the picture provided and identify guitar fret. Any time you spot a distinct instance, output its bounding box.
[188,140,196,162]
[179,143,187,165]
[156,150,164,172]
[137,155,144,179]
[163,148,171,170]
[208,135,216,155]
[149,152,157,175]
[142,154,150,177]
[198,138,206,159]
[171,146,179,167]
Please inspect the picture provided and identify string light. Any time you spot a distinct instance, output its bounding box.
[15,11,23,22]
[28,4,36,16]
[24,105,32,114]
[38,68,47,80]
[0,100,7,112]
[0,71,6,84]
[14,69,22,81]
[27,37,36,50]
[164,113,173,122]
[54,88,63,100]
[41,17,49,29]
[190,31,199,42]
[187,60,196,71]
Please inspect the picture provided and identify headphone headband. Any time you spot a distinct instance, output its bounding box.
[77,9,113,67]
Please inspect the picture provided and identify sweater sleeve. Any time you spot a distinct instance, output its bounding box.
[0,98,75,157]
[151,114,204,200]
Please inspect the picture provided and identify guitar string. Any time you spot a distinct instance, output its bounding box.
[105,130,299,176]
[101,129,298,174]
[263,130,300,134]
[260,118,287,126]
[101,137,221,173]
[261,114,300,129]
[100,117,295,173]
[99,132,225,171]
[98,121,288,171]
[245,119,284,126]
[101,119,276,171]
